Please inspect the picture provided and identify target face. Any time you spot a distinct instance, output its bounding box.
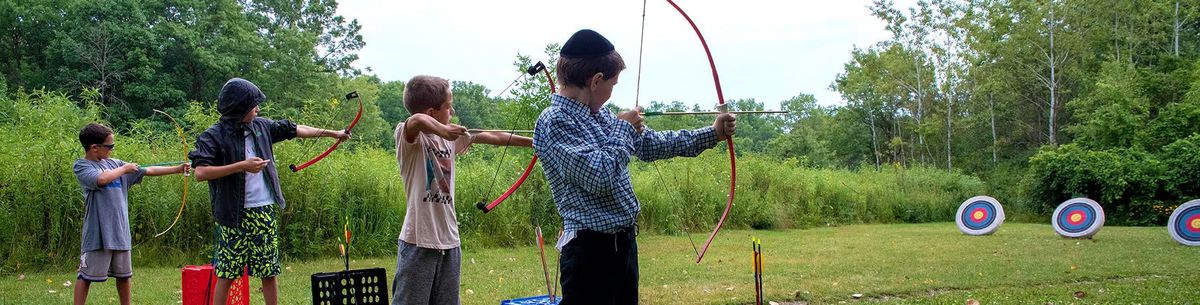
[956,196,1004,235]
[1052,198,1105,238]
[1168,199,1200,246]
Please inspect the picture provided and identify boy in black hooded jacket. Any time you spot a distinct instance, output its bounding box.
[189,78,350,305]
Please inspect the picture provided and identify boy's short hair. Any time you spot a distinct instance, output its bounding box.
[403,75,451,114]
[79,123,112,150]
[556,52,626,89]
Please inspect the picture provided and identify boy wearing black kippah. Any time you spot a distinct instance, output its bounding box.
[534,29,737,305]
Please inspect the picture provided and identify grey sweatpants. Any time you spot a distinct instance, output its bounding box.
[391,239,461,305]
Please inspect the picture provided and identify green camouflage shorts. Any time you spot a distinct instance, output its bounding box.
[214,206,279,279]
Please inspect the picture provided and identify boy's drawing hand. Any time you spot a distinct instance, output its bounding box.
[440,124,469,141]
[617,107,645,134]
[713,113,737,140]
[242,157,271,173]
[121,163,141,174]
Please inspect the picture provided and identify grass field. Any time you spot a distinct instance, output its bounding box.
[3,223,1197,304]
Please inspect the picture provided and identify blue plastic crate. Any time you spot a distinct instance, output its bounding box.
[500,295,560,305]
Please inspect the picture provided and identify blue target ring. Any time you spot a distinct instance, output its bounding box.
[961,200,997,230]
[1055,203,1097,233]
[1174,206,1200,241]
[956,196,1004,235]
[1052,198,1105,238]
[1168,201,1200,245]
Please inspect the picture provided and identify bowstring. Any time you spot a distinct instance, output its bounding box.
[636,0,699,257]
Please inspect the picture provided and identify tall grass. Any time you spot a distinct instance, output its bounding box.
[633,157,985,235]
[0,91,985,272]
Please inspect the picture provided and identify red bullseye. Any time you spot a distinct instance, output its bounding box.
[971,208,986,221]
[1187,214,1200,233]
[1067,211,1085,225]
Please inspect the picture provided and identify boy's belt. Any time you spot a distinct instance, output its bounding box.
[578,225,638,252]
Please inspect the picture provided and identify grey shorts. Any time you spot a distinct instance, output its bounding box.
[78,249,133,282]
[391,240,460,305]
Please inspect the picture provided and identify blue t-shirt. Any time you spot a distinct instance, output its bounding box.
[74,158,145,252]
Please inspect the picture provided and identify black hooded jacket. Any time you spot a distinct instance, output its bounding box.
[189,78,297,227]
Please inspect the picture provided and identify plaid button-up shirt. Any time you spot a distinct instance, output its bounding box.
[534,94,718,234]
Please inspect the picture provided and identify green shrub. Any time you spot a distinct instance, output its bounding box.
[1160,134,1200,200]
[1025,144,1166,225]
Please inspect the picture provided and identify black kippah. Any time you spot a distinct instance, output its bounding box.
[561,29,615,58]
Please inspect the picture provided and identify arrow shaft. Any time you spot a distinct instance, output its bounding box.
[644,110,788,116]
[467,129,534,134]
[144,160,186,167]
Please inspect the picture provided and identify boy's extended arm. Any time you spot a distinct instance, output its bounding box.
[402,114,467,143]
[472,132,532,147]
[295,125,351,140]
[633,127,719,162]
[95,163,139,186]
[143,164,188,177]
[634,113,734,162]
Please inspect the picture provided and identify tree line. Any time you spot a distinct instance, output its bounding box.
[3,0,1200,226]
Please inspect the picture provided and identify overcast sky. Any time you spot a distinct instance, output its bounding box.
[336,0,913,110]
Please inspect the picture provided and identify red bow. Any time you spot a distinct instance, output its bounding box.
[664,0,738,264]
[290,91,363,172]
[476,62,556,213]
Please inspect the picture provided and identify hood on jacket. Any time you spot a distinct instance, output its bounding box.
[218,78,266,124]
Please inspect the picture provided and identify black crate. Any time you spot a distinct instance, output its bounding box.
[311,268,389,305]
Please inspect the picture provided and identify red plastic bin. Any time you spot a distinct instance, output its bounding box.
[182,264,250,305]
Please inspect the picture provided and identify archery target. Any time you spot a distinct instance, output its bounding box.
[956,196,1005,235]
[1052,198,1105,238]
[1168,199,1200,246]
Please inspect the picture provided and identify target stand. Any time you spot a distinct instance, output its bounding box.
[1168,199,1200,246]
[956,196,1005,235]
[1052,197,1105,239]
[311,267,389,305]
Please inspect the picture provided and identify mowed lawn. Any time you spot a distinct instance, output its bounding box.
[3,223,1198,304]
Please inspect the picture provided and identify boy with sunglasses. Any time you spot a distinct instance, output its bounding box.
[73,123,189,305]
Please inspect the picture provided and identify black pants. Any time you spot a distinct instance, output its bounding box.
[559,227,638,305]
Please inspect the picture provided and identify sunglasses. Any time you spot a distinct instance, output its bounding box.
[97,143,115,150]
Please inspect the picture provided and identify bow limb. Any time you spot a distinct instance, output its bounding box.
[289,92,364,172]
[152,109,189,237]
[664,0,737,263]
[477,62,556,213]
[477,156,539,213]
